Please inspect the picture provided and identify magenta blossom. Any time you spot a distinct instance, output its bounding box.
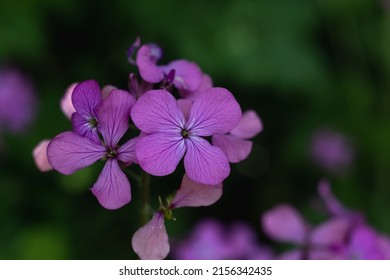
[132,174,223,259]
[174,219,273,260]
[136,44,203,94]
[131,88,242,185]
[212,110,263,163]
[47,90,137,209]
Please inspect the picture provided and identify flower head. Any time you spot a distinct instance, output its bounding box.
[131,88,242,185]
[47,90,137,209]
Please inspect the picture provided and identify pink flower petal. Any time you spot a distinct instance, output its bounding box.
[212,134,253,163]
[179,73,213,100]
[164,60,203,92]
[101,84,117,99]
[71,80,102,116]
[230,110,263,139]
[47,131,106,175]
[262,204,308,244]
[136,45,164,83]
[32,139,53,172]
[91,159,131,209]
[187,88,242,136]
[60,83,77,119]
[136,132,185,176]
[117,137,138,165]
[131,89,185,133]
[132,213,170,260]
[310,218,350,246]
[176,99,192,121]
[184,136,230,185]
[172,173,223,208]
[97,89,135,148]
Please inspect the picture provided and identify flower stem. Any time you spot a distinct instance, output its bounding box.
[140,170,151,225]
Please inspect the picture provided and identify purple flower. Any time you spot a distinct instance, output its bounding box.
[310,129,354,173]
[0,67,36,134]
[173,219,273,260]
[47,90,137,209]
[136,44,203,94]
[212,110,263,163]
[131,88,242,185]
[131,174,223,259]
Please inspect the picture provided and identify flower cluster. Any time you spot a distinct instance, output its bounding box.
[33,38,262,258]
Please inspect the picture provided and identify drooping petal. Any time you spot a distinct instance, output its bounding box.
[32,139,53,172]
[187,88,242,136]
[136,132,185,176]
[212,134,253,163]
[262,204,308,244]
[230,110,263,139]
[132,213,170,260]
[184,136,230,185]
[60,83,77,119]
[172,173,223,208]
[179,73,213,100]
[101,84,117,99]
[164,60,203,92]
[47,131,106,175]
[71,112,100,144]
[71,80,102,117]
[117,137,139,165]
[97,89,136,148]
[136,44,164,83]
[176,99,192,121]
[310,218,350,246]
[90,159,131,210]
[131,89,185,133]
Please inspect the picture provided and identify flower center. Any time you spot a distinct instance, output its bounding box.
[106,149,117,159]
[181,129,190,138]
[89,118,98,128]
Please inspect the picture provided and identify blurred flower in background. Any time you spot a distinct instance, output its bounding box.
[0,67,36,136]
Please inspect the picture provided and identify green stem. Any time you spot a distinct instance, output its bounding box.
[140,170,151,225]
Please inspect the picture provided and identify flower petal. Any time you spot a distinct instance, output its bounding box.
[97,89,136,148]
[47,131,106,175]
[71,80,102,116]
[117,137,139,165]
[91,159,131,209]
[187,88,242,136]
[131,89,185,133]
[172,173,223,208]
[176,99,192,121]
[212,134,253,163]
[230,110,263,139]
[164,60,203,92]
[136,44,164,83]
[32,139,53,172]
[184,136,230,185]
[262,204,308,244]
[136,132,185,176]
[60,83,77,120]
[71,112,100,144]
[101,84,117,99]
[132,213,170,260]
[179,73,213,100]
[310,217,350,246]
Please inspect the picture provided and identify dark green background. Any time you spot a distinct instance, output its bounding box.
[1,0,389,259]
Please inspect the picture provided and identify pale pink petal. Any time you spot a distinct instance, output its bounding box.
[164,60,203,92]
[101,84,117,99]
[184,136,230,185]
[262,204,308,244]
[172,173,223,208]
[180,73,213,100]
[117,137,139,165]
[91,159,131,210]
[230,110,263,139]
[187,88,242,136]
[176,99,192,121]
[136,44,164,83]
[136,132,185,176]
[212,134,253,163]
[32,139,53,172]
[131,89,185,133]
[47,131,106,175]
[310,218,350,246]
[60,83,77,119]
[132,213,170,260]
[97,89,136,148]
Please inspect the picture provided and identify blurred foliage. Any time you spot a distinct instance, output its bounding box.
[1,0,390,259]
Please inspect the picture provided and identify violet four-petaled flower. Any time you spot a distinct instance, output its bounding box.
[47,90,138,209]
[131,88,242,185]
